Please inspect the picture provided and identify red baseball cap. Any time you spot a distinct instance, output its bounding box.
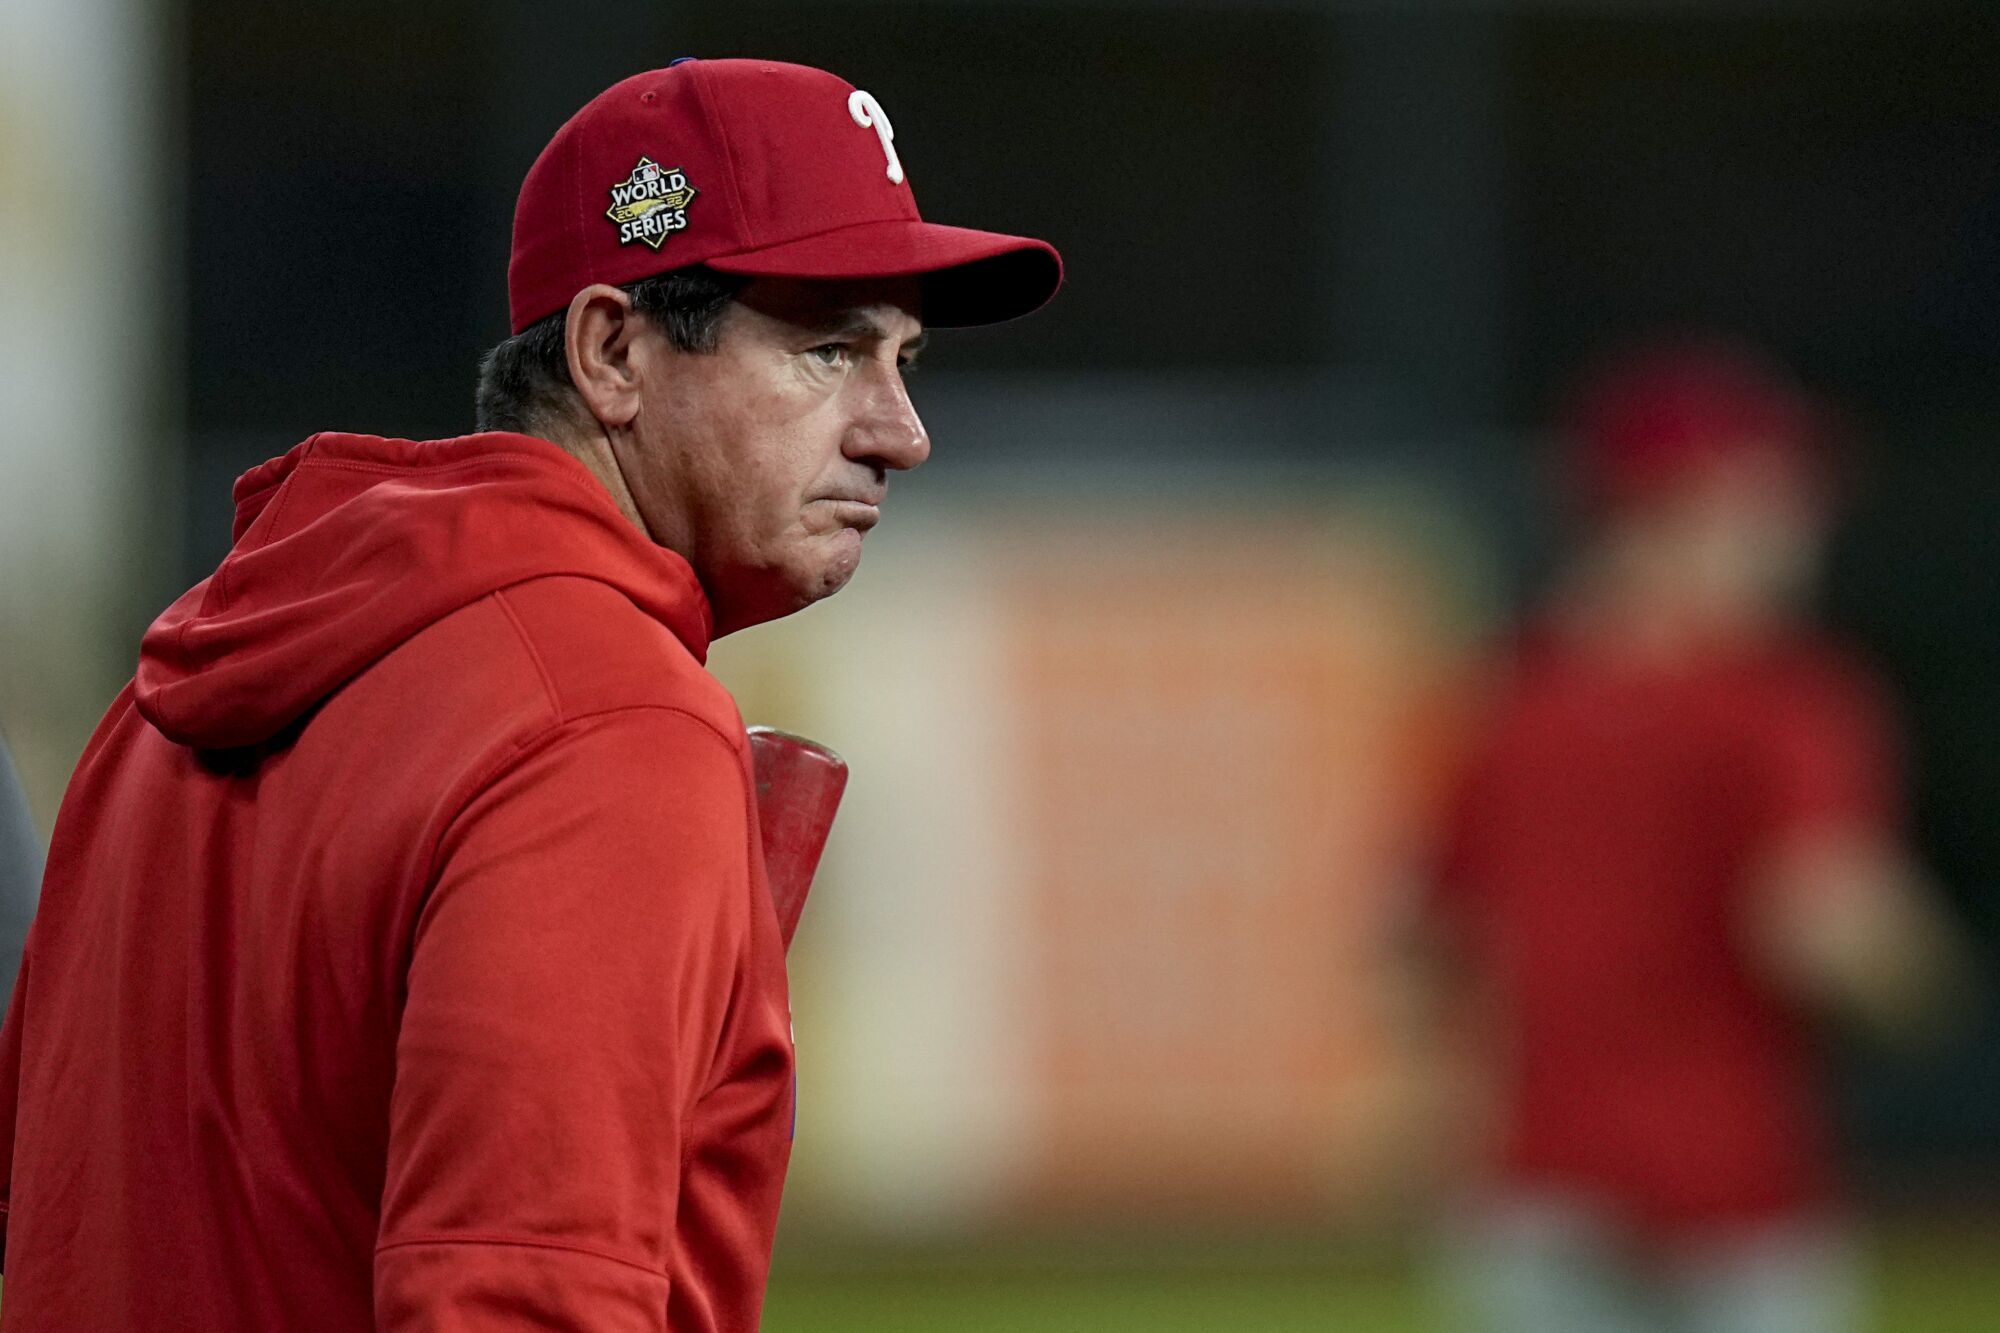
[508,59,1063,334]
[1562,338,1834,510]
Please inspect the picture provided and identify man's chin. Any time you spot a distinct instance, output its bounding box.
[807,521,865,583]
[710,540,864,635]
[805,541,862,603]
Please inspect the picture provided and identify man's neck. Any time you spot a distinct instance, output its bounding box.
[542,421,650,537]
[1557,540,1787,666]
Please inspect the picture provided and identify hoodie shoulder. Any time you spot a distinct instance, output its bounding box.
[491,575,743,740]
[135,433,717,751]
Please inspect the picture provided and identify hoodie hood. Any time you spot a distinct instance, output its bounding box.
[137,432,712,749]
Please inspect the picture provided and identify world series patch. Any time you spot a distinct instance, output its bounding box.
[606,157,698,250]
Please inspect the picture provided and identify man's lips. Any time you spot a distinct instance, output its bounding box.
[809,496,882,532]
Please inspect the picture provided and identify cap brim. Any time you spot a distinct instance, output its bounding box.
[705,219,1062,327]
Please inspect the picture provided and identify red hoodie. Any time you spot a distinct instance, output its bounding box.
[0,432,795,1331]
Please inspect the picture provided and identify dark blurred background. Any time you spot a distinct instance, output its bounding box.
[6,1,2000,1328]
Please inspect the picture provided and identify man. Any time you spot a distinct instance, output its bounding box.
[0,59,1059,1331]
[1429,341,1956,1333]
[0,736,35,1007]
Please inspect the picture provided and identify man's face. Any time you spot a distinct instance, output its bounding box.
[1627,443,1831,616]
[616,275,929,635]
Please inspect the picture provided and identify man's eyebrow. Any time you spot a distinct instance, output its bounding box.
[807,310,927,351]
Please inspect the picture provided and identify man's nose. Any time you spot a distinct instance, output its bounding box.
[846,362,931,473]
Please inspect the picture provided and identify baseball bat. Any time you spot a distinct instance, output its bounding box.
[747,726,848,953]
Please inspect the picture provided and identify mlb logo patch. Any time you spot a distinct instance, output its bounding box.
[605,156,698,250]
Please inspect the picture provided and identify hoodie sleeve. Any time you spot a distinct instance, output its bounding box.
[375,707,752,1333]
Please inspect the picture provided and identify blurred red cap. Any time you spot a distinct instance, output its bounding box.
[508,59,1063,334]
[1562,338,1833,509]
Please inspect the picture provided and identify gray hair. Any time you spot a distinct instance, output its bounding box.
[474,264,749,437]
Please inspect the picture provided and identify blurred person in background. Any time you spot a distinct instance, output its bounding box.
[0,734,36,1008]
[1423,340,1962,1333]
[0,58,1058,1333]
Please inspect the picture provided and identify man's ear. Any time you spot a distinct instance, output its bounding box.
[565,284,646,430]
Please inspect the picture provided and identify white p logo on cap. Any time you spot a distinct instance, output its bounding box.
[848,90,903,185]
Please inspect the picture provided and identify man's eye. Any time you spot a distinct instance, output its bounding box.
[809,343,849,367]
